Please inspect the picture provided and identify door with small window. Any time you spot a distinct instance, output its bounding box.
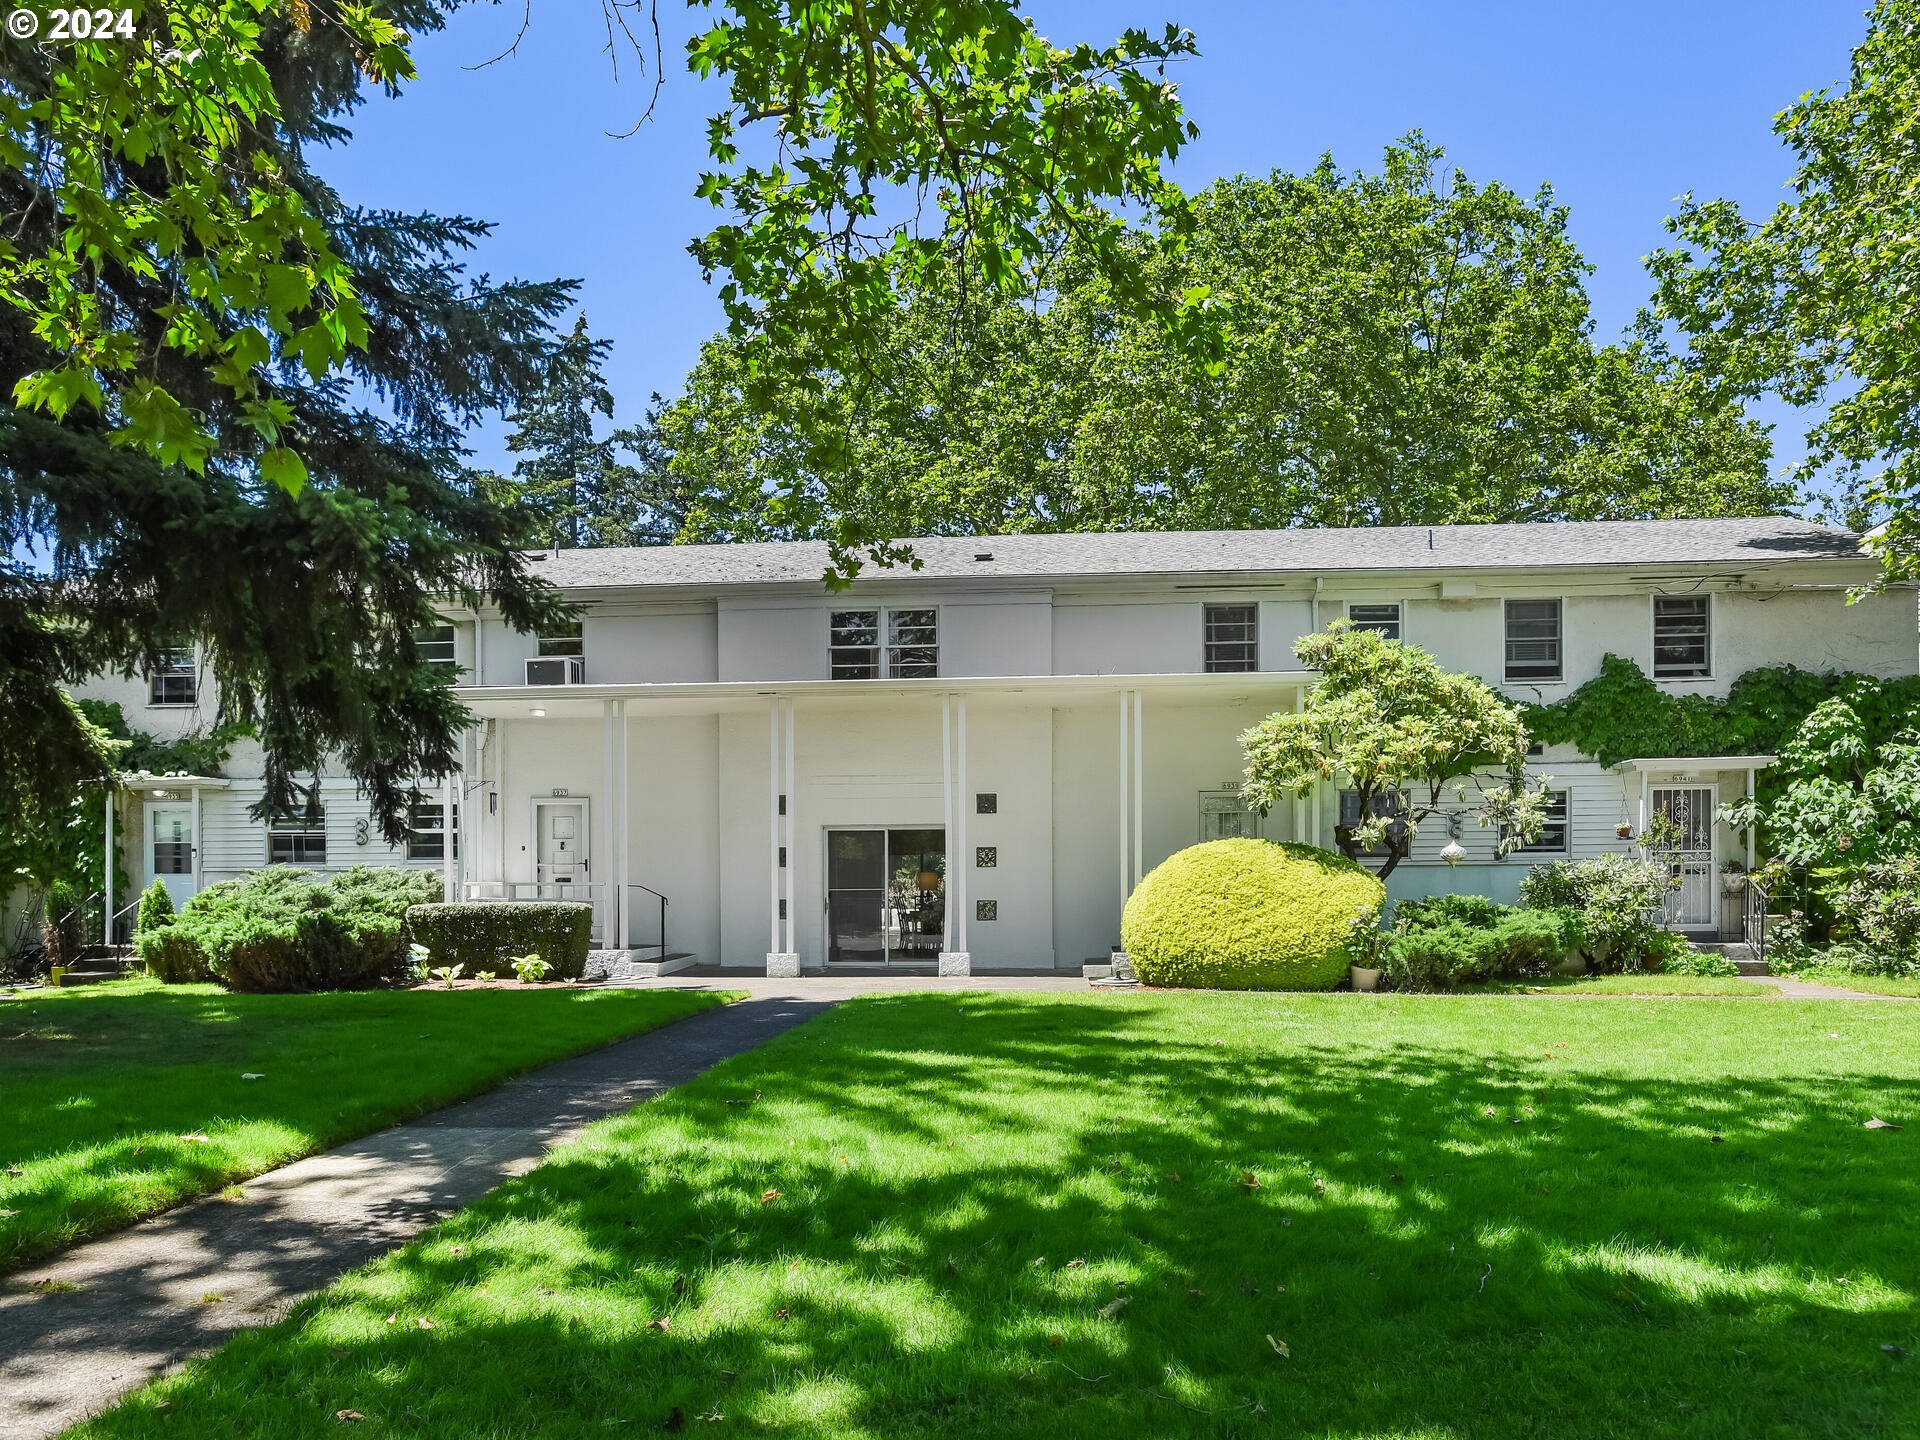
[534,799,589,898]
[145,802,197,906]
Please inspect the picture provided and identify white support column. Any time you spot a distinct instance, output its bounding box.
[1291,686,1308,844]
[767,696,798,976]
[616,702,630,949]
[442,766,457,905]
[1118,689,1131,903]
[939,693,970,975]
[1121,691,1136,890]
[103,789,114,942]
[191,785,202,894]
[783,699,796,956]
[1638,769,1650,839]
[598,700,615,940]
[1744,769,1756,870]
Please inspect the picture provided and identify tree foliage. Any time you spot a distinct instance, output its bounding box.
[492,316,683,548]
[2,2,575,847]
[3,0,1214,584]
[1240,622,1547,879]
[1644,0,1920,583]
[1720,699,1920,872]
[667,137,1787,541]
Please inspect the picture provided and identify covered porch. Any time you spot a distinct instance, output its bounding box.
[448,673,1315,975]
[1610,754,1776,938]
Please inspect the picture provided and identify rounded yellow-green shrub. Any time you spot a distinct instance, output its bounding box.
[1121,839,1386,991]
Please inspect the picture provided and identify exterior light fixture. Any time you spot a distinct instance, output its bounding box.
[530,707,547,718]
[1439,840,1467,867]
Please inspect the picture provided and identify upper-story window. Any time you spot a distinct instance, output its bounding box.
[1652,596,1711,679]
[414,624,458,672]
[525,630,585,684]
[1504,599,1563,683]
[1347,602,1402,640]
[1203,603,1258,673]
[148,639,197,706]
[830,609,938,679]
[268,805,327,865]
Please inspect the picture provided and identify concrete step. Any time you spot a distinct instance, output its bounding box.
[590,950,697,982]
[1689,940,1769,977]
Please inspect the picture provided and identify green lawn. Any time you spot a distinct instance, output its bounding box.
[71,990,1920,1440]
[1,978,727,1269]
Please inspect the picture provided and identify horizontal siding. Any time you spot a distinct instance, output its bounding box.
[198,784,444,885]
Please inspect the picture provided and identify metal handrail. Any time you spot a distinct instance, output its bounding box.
[624,884,668,955]
[1743,876,1769,968]
[109,898,142,947]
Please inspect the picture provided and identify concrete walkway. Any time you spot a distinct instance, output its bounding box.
[1749,973,1915,1001]
[0,993,839,1440]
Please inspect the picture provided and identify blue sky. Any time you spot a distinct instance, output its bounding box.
[317,1,1870,483]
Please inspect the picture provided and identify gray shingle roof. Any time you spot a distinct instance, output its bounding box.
[522,517,1867,592]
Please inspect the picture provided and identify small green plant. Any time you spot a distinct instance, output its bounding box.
[136,879,176,936]
[429,963,464,990]
[509,953,553,984]
[407,942,432,981]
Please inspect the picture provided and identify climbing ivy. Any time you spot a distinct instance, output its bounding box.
[1519,656,1920,771]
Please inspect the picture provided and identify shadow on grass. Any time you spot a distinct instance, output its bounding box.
[68,992,1920,1439]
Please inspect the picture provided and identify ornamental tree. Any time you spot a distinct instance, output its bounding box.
[1719,697,1920,871]
[1240,622,1548,878]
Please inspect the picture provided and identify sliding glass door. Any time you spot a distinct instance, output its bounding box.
[826,828,946,964]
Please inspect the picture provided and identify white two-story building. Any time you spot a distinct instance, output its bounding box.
[94,517,1916,975]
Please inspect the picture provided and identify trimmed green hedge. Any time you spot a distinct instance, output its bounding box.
[404,902,593,980]
[1121,839,1385,991]
[138,866,443,992]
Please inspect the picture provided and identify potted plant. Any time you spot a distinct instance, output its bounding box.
[1615,820,1634,840]
[1719,861,1748,895]
[1347,905,1386,992]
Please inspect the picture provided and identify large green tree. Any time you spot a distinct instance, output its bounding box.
[3,0,1211,579]
[494,317,684,548]
[1,0,1208,840]
[2,2,574,844]
[665,137,1787,541]
[1644,0,1920,583]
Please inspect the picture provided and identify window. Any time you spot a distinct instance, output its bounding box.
[1203,603,1258,672]
[414,625,457,671]
[526,630,585,683]
[148,640,196,706]
[1337,789,1408,857]
[407,800,459,862]
[1347,603,1402,640]
[268,806,327,865]
[829,608,939,679]
[1510,788,1570,855]
[1504,599,1563,682]
[1652,596,1711,679]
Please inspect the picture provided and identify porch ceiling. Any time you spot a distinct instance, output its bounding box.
[1609,755,1777,774]
[454,671,1315,721]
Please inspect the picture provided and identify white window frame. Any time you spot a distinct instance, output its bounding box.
[1346,602,1402,640]
[414,624,458,672]
[267,806,328,866]
[1503,598,1564,684]
[407,799,459,862]
[829,607,939,679]
[1509,788,1570,856]
[1202,602,1259,673]
[1650,594,1712,680]
[1336,788,1409,858]
[147,641,197,707]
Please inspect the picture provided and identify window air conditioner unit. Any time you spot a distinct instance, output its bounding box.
[525,655,586,685]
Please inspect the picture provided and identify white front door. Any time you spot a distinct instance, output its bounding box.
[1652,785,1716,930]
[533,799,589,899]
[144,802,197,907]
